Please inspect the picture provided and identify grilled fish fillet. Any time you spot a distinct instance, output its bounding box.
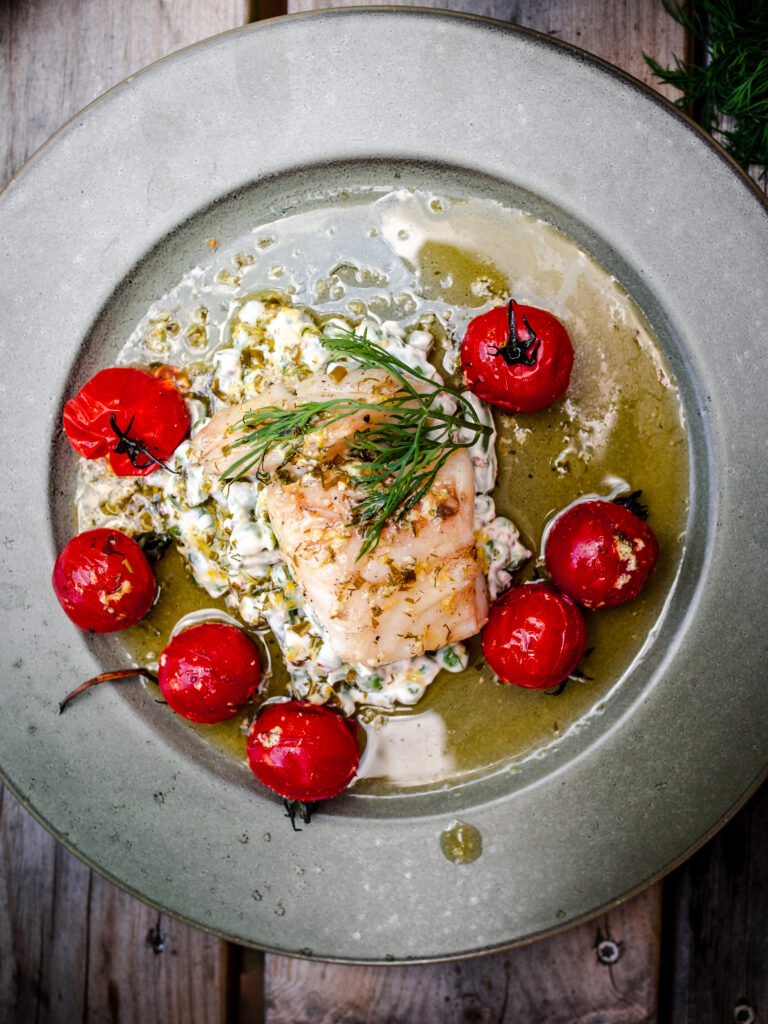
[192,370,488,667]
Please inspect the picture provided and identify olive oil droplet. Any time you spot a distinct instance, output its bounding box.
[440,821,482,864]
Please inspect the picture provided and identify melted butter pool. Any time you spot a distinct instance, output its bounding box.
[115,188,689,795]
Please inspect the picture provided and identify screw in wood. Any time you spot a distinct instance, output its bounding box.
[596,939,621,965]
[146,917,166,955]
[733,1004,755,1024]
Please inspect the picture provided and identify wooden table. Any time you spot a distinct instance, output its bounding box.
[2,2,766,1021]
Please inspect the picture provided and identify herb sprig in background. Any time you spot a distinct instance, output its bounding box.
[645,0,768,178]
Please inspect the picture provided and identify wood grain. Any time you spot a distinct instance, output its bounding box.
[82,874,231,1024]
[263,883,662,1023]
[0,0,249,189]
[0,786,90,1022]
[286,0,688,101]
[661,779,768,1024]
[0,785,234,1023]
[0,2,249,1022]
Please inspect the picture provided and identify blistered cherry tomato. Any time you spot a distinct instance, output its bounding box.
[461,300,574,413]
[52,528,156,632]
[545,499,660,609]
[63,367,189,476]
[247,700,360,802]
[482,583,586,690]
[158,622,261,724]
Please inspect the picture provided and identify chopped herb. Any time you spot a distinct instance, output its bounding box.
[442,647,461,669]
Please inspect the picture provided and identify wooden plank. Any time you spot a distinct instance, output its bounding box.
[0,2,250,1022]
[263,883,662,1023]
[286,0,687,101]
[0,0,250,189]
[83,870,232,1024]
[1,785,233,1024]
[661,779,768,1024]
[257,2,686,1021]
[0,785,90,1022]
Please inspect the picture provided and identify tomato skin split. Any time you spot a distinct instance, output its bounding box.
[545,500,660,609]
[158,623,262,724]
[63,367,189,476]
[247,700,361,802]
[52,528,156,632]
[482,583,587,690]
[461,301,574,414]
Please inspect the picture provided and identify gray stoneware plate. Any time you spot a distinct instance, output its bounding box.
[1,8,767,962]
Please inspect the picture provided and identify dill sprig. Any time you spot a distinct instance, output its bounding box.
[645,0,768,178]
[224,328,493,555]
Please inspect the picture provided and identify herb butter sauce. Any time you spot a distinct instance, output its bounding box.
[76,189,688,795]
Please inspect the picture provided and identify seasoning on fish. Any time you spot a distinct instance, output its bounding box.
[193,367,489,667]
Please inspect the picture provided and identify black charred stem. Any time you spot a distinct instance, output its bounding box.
[545,653,595,696]
[492,300,541,367]
[284,799,318,831]
[136,532,173,561]
[109,414,178,474]
[59,668,157,713]
[546,679,570,696]
[613,490,649,520]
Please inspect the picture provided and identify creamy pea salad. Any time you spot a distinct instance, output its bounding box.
[76,298,529,712]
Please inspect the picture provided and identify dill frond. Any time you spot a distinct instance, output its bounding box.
[645,0,768,178]
[224,327,493,554]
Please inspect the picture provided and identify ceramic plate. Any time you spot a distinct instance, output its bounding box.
[1,10,767,962]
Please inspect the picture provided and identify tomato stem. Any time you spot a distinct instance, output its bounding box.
[612,489,650,521]
[283,799,318,831]
[493,300,540,367]
[59,668,157,713]
[545,679,569,696]
[109,414,178,474]
[545,662,594,696]
[135,531,173,561]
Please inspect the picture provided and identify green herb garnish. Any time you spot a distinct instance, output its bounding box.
[645,0,768,178]
[442,647,462,669]
[224,328,493,555]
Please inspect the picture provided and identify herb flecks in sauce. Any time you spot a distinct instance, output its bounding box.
[74,189,689,793]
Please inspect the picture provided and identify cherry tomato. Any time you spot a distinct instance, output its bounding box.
[52,528,156,632]
[461,300,574,413]
[482,583,586,689]
[545,499,660,609]
[246,700,360,802]
[63,367,189,476]
[158,622,261,724]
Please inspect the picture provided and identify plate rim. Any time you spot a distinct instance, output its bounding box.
[2,7,767,962]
